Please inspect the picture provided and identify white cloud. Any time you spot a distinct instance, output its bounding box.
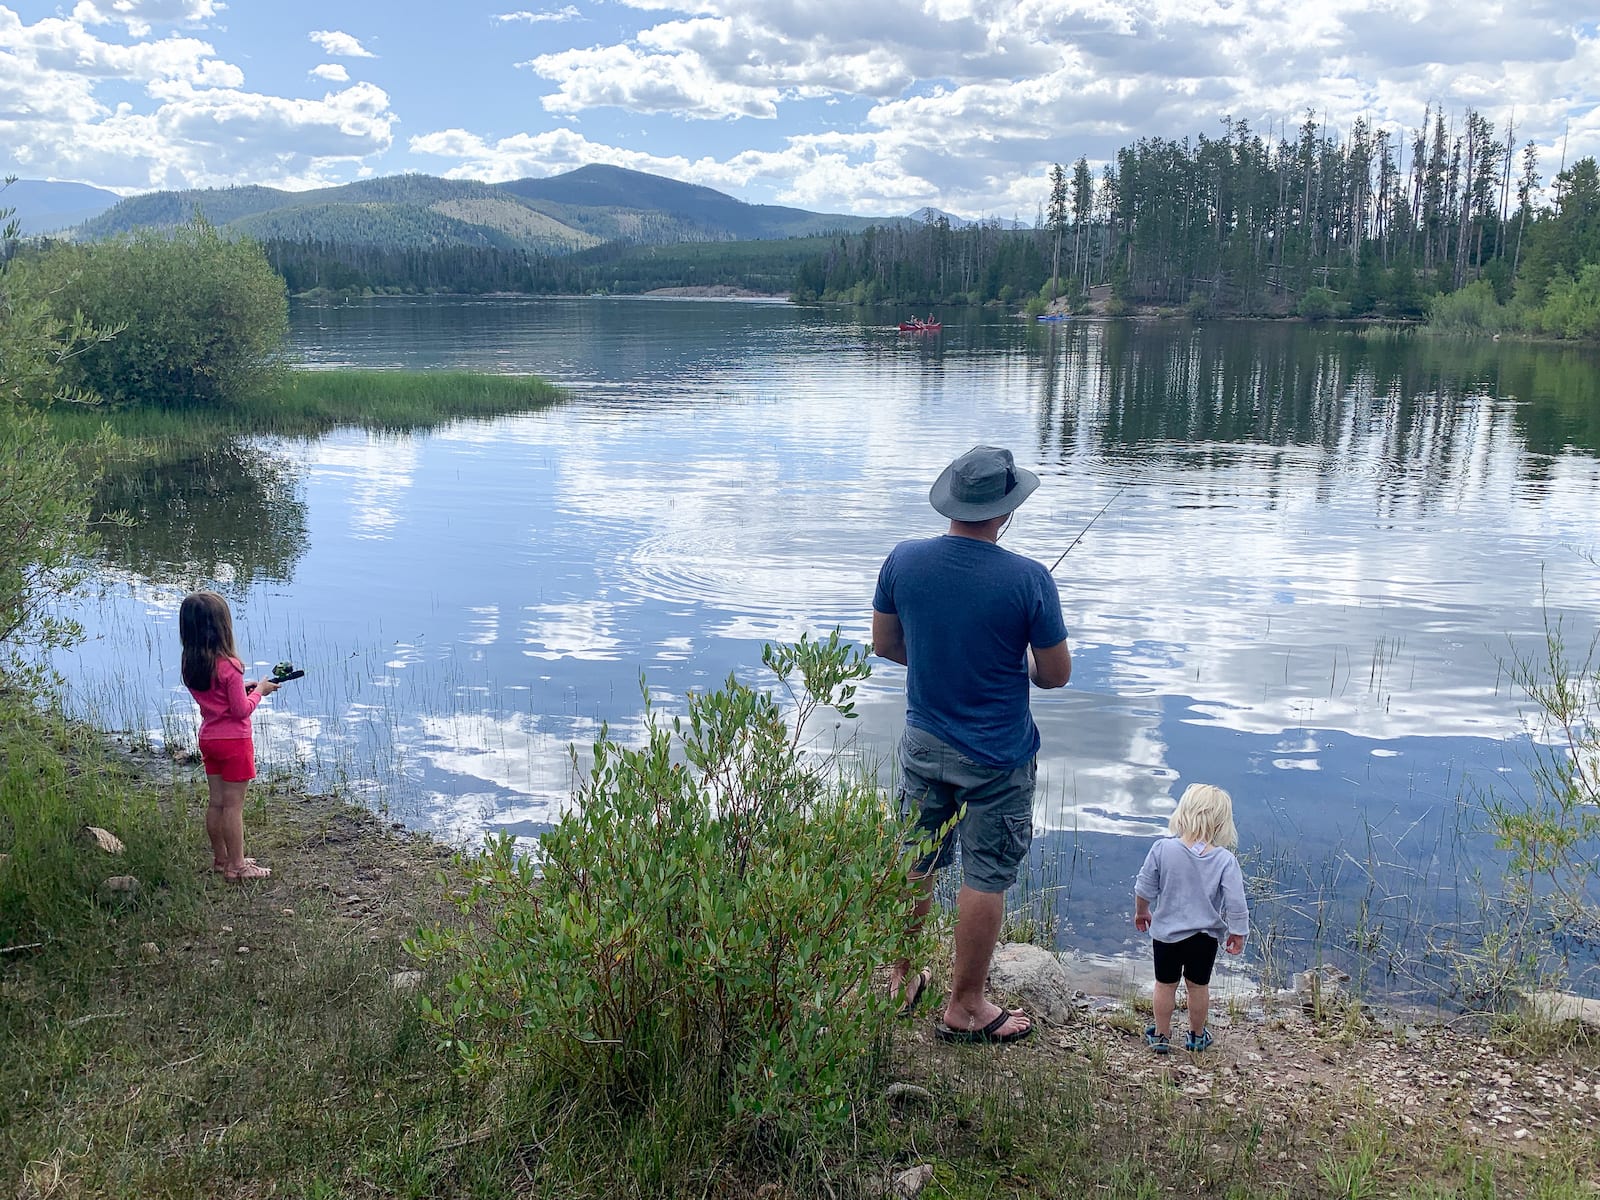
[524,43,786,119]
[308,29,375,58]
[310,62,349,82]
[493,6,581,21]
[71,0,221,36]
[450,0,1600,216]
[410,125,744,187]
[0,8,395,191]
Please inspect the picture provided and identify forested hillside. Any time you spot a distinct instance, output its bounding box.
[799,110,1600,335]
[73,165,884,257]
[502,165,885,239]
[264,234,835,296]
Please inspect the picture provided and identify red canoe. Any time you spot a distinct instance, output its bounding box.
[898,320,941,332]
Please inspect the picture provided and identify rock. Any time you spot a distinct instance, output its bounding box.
[987,942,1076,1026]
[1293,964,1351,1011]
[97,875,141,903]
[138,942,161,961]
[390,970,424,992]
[1519,990,1600,1031]
[884,1082,934,1106]
[84,826,125,854]
[892,1164,935,1199]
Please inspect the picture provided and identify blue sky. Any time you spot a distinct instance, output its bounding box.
[3,0,1598,218]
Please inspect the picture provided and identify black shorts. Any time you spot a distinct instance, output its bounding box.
[1152,932,1219,985]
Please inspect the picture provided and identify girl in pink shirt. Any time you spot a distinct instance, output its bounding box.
[180,591,278,882]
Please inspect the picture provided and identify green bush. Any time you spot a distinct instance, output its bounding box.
[1298,287,1337,320]
[1,187,119,683]
[410,633,922,1140]
[1533,264,1600,340]
[23,219,288,408]
[1427,279,1511,333]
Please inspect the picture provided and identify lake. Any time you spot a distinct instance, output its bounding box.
[63,297,1600,995]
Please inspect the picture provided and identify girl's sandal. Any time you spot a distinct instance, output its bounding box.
[224,863,272,882]
[211,857,256,873]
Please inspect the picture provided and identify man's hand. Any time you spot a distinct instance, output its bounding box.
[1224,934,1245,955]
[1134,912,1151,933]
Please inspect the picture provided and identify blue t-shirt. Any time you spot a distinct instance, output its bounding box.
[873,535,1068,769]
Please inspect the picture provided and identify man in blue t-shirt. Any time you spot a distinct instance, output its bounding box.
[872,445,1071,1044]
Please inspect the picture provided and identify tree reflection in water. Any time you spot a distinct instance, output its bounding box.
[91,439,308,594]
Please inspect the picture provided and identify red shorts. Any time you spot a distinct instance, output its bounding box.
[198,736,256,783]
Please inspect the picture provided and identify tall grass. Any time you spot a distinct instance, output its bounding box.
[0,694,199,952]
[46,368,561,446]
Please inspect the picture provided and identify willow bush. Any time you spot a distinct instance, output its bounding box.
[409,632,924,1141]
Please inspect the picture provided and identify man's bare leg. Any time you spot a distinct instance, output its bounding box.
[889,872,934,1003]
[940,885,1029,1037]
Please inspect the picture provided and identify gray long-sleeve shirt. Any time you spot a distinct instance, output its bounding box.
[1134,836,1250,944]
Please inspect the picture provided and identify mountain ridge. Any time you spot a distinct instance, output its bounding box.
[69,166,900,254]
[2,179,122,235]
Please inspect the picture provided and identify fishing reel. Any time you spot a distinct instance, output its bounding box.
[247,661,305,692]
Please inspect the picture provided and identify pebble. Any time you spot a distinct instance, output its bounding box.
[236,945,250,955]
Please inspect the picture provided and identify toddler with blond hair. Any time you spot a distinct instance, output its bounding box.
[1133,783,1249,1053]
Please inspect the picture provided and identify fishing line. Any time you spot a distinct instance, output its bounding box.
[1047,484,1125,573]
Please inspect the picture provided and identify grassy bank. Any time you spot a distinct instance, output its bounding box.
[4,701,1599,1198]
[46,368,562,446]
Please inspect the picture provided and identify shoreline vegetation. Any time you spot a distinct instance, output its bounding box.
[4,706,1599,1199]
[47,369,564,446]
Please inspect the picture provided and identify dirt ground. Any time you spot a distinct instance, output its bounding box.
[100,746,1600,1195]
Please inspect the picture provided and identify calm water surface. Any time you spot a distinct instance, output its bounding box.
[64,298,1600,992]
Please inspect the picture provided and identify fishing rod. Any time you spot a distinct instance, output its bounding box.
[1047,484,1125,573]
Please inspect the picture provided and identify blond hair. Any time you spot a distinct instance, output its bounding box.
[1168,783,1238,850]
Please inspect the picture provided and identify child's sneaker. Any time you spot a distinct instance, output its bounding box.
[1144,1025,1171,1054]
[1185,1028,1214,1052]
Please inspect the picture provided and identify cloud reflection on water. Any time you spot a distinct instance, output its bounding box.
[64,306,1600,890]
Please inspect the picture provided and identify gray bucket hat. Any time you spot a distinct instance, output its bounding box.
[929,445,1040,521]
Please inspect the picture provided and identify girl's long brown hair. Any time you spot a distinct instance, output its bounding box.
[179,591,241,692]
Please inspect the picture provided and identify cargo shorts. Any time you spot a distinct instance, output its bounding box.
[897,724,1037,894]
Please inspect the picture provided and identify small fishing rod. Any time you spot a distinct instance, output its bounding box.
[1048,485,1125,573]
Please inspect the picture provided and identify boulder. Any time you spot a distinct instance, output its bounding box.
[97,875,141,903]
[1293,963,1352,1011]
[390,970,424,992]
[892,1165,934,1199]
[1520,990,1600,1031]
[987,942,1076,1026]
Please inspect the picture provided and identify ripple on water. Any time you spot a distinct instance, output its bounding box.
[620,521,878,617]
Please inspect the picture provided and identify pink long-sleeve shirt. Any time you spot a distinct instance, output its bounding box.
[190,656,261,740]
